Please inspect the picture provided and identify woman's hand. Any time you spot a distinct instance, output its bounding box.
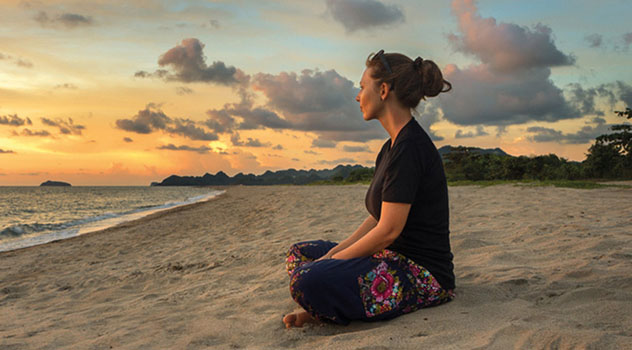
[315,250,334,262]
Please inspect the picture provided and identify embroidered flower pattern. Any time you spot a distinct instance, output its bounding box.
[359,249,453,318]
[358,261,403,317]
[285,242,317,276]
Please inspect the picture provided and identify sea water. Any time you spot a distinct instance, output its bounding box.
[0,186,225,252]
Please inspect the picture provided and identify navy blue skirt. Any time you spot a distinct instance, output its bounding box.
[286,240,454,325]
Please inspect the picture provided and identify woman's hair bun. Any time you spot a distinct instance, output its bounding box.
[420,60,451,99]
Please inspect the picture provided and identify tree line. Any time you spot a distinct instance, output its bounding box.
[328,108,632,183]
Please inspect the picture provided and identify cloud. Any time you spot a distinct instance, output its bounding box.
[440,1,579,126]
[203,68,386,143]
[115,104,172,134]
[16,128,51,137]
[440,64,579,126]
[448,0,575,73]
[0,114,32,126]
[311,137,337,148]
[176,86,194,95]
[325,0,405,33]
[0,149,16,154]
[565,81,632,116]
[0,52,33,68]
[342,144,370,152]
[251,69,385,141]
[123,137,133,143]
[304,150,320,155]
[157,144,212,153]
[116,104,218,141]
[167,118,218,141]
[416,102,444,141]
[34,11,94,29]
[624,32,632,49]
[54,83,78,90]
[273,144,284,150]
[41,117,85,135]
[526,118,612,144]
[317,157,357,165]
[455,125,489,139]
[136,38,241,85]
[230,133,270,147]
[584,33,603,48]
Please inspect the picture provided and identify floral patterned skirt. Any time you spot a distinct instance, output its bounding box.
[286,240,454,325]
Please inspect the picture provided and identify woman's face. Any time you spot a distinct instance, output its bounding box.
[356,68,383,121]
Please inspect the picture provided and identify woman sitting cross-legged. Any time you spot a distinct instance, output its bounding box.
[283,50,456,327]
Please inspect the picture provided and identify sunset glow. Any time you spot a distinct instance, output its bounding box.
[1,0,631,185]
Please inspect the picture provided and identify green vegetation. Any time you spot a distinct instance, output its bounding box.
[319,108,632,188]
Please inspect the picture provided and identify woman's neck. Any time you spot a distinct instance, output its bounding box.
[379,104,412,147]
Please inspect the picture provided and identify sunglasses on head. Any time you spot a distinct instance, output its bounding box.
[374,49,393,74]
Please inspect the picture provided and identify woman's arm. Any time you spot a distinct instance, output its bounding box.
[331,201,410,260]
[317,215,377,260]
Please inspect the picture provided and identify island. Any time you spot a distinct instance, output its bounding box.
[40,180,72,187]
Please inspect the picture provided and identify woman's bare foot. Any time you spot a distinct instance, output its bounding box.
[283,309,317,328]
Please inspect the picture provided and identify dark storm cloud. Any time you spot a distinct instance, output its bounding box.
[0,114,32,126]
[455,125,489,139]
[584,34,603,48]
[273,144,284,150]
[0,149,16,154]
[41,117,85,135]
[157,144,212,154]
[449,0,575,73]
[440,1,579,127]
[136,38,241,85]
[325,0,405,33]
[34,11,94,29]
[123,137,133,143]
[116,104,218,141]
[526,117,612,144]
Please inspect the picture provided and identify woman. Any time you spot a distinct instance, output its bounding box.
[283,50,455,327]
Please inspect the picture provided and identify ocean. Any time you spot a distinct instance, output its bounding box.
[0,186,225,252]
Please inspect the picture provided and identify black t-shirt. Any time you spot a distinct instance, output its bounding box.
[365,117,455,290]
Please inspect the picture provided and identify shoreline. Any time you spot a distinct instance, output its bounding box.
[0,188,227,255]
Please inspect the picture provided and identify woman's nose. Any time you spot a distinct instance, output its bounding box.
[355,93,360,102]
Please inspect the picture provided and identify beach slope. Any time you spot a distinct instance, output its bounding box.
[1,185,631,349]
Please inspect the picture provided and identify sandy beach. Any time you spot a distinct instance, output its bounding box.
[1,184,631,349]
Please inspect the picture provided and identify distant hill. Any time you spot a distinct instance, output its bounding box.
[152,146,513,186]
[40,180,71,187]
[438,145,509,158]
[152,164,367,186]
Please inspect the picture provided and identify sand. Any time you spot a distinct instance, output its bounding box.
[1,184,631,349]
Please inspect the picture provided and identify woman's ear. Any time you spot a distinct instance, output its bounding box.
[380,82,390,101]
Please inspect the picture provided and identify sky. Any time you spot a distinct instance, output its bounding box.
[1,0,631,185]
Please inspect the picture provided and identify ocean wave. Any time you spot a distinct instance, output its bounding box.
[0,189,224,251]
